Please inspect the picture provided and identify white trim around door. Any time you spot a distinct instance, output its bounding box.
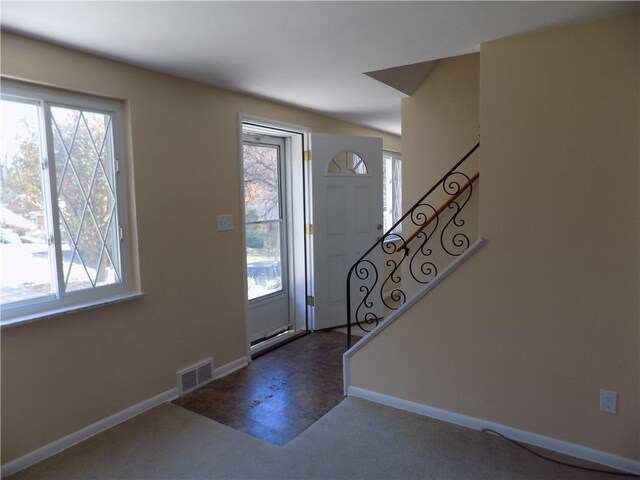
[238,115,310,358]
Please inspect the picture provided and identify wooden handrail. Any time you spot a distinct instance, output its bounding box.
[347,142,479,349]
[404,172,479,246]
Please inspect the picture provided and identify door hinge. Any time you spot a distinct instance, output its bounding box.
[116,158,120,173]
[306,295,315,306]
[303,150,311,161]
[119,225,124,241]
[41,159,48,171]
[47,234,54,246]
[305,224,313,235]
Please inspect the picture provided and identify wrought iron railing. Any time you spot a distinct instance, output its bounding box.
[346,143,480,348]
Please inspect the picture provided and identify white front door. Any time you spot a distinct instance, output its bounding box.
[311,134,383,330]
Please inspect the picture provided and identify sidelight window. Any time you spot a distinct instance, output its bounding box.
[383,151,402,233]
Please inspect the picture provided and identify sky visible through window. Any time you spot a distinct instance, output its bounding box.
[0,99,53,303]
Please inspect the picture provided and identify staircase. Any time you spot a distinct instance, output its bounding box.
[346,143,481,348]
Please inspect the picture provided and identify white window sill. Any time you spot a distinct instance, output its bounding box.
[0,291,144,329]
[383,233,404,244]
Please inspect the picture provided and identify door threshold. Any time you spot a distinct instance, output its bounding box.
[250,330,309,359]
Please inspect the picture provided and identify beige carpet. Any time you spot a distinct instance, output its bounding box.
[8,397,622,479]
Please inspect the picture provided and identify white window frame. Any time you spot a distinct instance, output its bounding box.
[242,134,288,304]
[0,79,139,326]
[383,150,402,235]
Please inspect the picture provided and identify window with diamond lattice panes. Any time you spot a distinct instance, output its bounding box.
[51,106,121,292]
[0,80,135,324]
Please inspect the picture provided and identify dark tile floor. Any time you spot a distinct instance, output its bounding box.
[173,331,352,446]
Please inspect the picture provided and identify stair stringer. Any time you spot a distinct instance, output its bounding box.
[342,238,485,394]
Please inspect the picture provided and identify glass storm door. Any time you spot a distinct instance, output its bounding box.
[243,135,290,343]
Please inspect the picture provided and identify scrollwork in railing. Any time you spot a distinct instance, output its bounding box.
[346,143,480,348]
[409,202,439,285]
[380,233,407,311]
[352,259,381,332]
[440,171,473,256]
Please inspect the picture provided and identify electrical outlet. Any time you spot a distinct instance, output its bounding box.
[599,389,618,414]
[216,214,233,232]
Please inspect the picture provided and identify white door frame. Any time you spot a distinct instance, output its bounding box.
[238,114,310,358]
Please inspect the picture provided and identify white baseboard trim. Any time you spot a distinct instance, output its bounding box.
[214,355,249,379]
[348,386,640,475]
[1,388,178,479]
[1,356,251,478]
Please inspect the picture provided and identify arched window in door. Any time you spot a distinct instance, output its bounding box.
[325,151,368,176]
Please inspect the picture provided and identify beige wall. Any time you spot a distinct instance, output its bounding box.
[350,13,639,460]
[395,53,481,307]
[402,53,479,207]
[0,32,400,463]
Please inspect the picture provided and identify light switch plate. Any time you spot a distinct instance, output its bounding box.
[216,214,233,232]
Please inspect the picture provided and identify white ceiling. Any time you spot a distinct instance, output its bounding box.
[2,1,638,135]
